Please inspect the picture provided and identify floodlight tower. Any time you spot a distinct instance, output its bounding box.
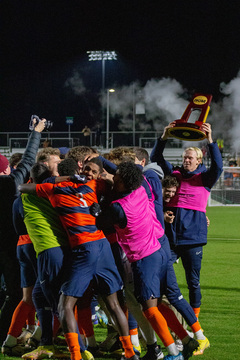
[106,89,115,150]
[87,51,117,141]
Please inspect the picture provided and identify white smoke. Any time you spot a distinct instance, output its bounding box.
[219,72,240,153]
[64,70,86,95]
[64,70,240,155]
[143,78,188,130]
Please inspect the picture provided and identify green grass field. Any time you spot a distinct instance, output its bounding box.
[2,206,240,360]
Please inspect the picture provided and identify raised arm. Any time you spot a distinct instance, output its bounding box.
[12,118,46,190]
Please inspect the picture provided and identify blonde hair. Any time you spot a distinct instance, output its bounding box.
[183,147,203,163]
[108,147,136,166]
[37,147,60,163]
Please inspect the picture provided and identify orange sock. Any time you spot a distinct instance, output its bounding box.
[77,307,94,337]
[144,307,174,347]
[65,333,82,360]
[158,303,188,340]
[53,315,60,338]
[26,306,36,327]
[8,300,34,337]
[191,321,201,333]
[129,328,138,336]
[119,335,135,358]
[192,307,200,318]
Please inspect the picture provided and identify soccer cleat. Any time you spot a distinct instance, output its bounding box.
[182,338,199,359]
[141,343,164,360]
[1,344,27,356]
[17,329,34,344]
[133,344,141,356]
[163,353,184,360]
[82,349,95,360]
[121,355,139,360]
[87,346,104,358]
[25,337,40,351]
[99,333,123,356]
[21,345,55,359]
[99,331,119,352]
[96,308,108,328]
[193,337,210,355]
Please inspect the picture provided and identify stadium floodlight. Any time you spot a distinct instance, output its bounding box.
[87,50,117,91]
[106,89,115,150]
[87,50,117,134]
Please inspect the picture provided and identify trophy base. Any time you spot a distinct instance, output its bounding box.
[168,123,206,141]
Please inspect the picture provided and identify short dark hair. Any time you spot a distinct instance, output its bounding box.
[30,163,52,184]
[117,162,143,192]
[162,175,179,189]
[9,153,23,168]
[84,157,103,173]
[133,147,149,165]
[58,158,79,176]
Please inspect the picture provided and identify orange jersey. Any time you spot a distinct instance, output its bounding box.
[36,179,107,248]
[17,234,32,246]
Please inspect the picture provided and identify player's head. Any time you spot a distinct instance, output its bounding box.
[9,152,23,170]
[182,147,203,172]
[108,147,136,165]
[162,176,179,202]
[37,147,61,176]
[133,147,149,166]
[30,163,52,184]
[58,158,79,176]
[66,146,98,171]
[113,162,143,193]
[83,157,103,180]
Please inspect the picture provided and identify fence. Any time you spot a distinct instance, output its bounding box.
[208,167,240,206]
[1,131,239,205]
[0,130,183,152]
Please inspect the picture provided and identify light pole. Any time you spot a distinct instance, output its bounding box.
[106,89,115,150]
[87,51,117,124]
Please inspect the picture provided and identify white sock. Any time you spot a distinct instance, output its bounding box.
[166,343,179,356]
[4,334,17,346]
[130,334,140,348]
[32,326,42,342]
[194,330,205,340]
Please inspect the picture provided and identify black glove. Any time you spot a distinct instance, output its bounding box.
[69,174,87,184]
[90,202,102,217]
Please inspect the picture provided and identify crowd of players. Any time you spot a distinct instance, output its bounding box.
[0,118,223,360]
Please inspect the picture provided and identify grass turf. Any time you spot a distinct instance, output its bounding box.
[2,206,240,360]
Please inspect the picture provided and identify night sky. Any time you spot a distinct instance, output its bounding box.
[1,1,240,132]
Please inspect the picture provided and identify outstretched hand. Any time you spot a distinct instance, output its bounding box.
[34,118,46,133]
[201,123,213,143]
[161,121,176,140]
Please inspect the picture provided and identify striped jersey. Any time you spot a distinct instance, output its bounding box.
[36,179,107,248]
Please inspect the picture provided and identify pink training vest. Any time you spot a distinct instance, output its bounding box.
[166,170,210,213]
[112,186,163,262]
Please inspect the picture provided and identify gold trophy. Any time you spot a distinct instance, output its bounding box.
[168,93,212,141]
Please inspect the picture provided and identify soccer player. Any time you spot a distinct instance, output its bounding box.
[151,122,222,355]
[94,162,185,360]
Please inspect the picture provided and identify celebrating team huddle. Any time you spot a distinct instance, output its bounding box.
[0,120,222,360]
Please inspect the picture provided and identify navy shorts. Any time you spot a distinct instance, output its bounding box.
[17,243,37,288]
[61,239,123,298]
[131,247,168,304]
